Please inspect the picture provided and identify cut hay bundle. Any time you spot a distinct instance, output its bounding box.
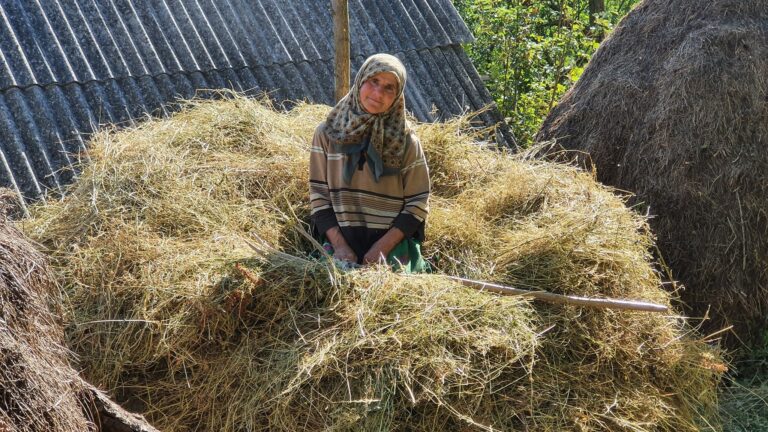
[0,219,91,431]
[22,95,723,431]
[536,0,768,348]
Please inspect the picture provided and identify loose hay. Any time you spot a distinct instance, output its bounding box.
[21,94,724,431]
[536,0,768,348]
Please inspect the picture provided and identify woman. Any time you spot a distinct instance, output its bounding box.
[309,53,430,272]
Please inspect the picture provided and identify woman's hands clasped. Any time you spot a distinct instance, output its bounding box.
[326,226,405,266]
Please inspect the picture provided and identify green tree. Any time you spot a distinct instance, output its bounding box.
[453,0,640,146]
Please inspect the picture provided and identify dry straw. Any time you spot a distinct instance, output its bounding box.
[22,93,724,431]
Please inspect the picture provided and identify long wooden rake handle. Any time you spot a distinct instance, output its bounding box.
[447,276,669,313]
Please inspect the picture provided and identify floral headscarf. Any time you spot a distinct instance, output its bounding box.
[324,53,410,181]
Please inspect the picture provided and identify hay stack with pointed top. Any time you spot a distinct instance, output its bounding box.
[537,0,768,348]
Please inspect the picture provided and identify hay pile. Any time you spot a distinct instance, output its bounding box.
[22,95,724,431]
[536,0,768,348]
[0,218,91,431]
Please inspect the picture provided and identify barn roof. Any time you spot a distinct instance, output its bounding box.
[0,0,507,207]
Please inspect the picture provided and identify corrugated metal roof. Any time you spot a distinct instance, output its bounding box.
[0,0,474,89]
[0,0,506,209]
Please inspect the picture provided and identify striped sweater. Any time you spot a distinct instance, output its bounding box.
[309,122,430,250]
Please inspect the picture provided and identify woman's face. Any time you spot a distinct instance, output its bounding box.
[359,72,399,114]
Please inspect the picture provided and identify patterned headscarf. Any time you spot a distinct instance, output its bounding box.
[324,53,410,181]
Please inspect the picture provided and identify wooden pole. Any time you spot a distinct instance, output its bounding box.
[589,0,606,20]
[447,276,669,313]
[589,0,606,40]
[332,0,350,102]
[80,379,160,432]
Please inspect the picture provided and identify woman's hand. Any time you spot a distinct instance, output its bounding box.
[325,227,357,263]
[363,228,405,265]
[333,244,358,263]
[362,245,388,265]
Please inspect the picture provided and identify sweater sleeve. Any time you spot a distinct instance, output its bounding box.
[392,132,430,238]
[309,124,339,236]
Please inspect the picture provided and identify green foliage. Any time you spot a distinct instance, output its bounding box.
[453,0,640,146]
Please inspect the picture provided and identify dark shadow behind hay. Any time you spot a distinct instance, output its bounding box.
[537,0,768,349]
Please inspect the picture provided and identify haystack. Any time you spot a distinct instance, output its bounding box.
[0,212,160,432]
[0,218,91,431]
[536,0,768,348]
[21,95,724,431]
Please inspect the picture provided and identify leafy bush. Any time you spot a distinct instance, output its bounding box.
[453,0,640,146]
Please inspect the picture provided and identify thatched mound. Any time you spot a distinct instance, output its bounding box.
[21,95,724,431]
[0,219,91,431]
[1,215,160,432]
[536,0,768,348]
